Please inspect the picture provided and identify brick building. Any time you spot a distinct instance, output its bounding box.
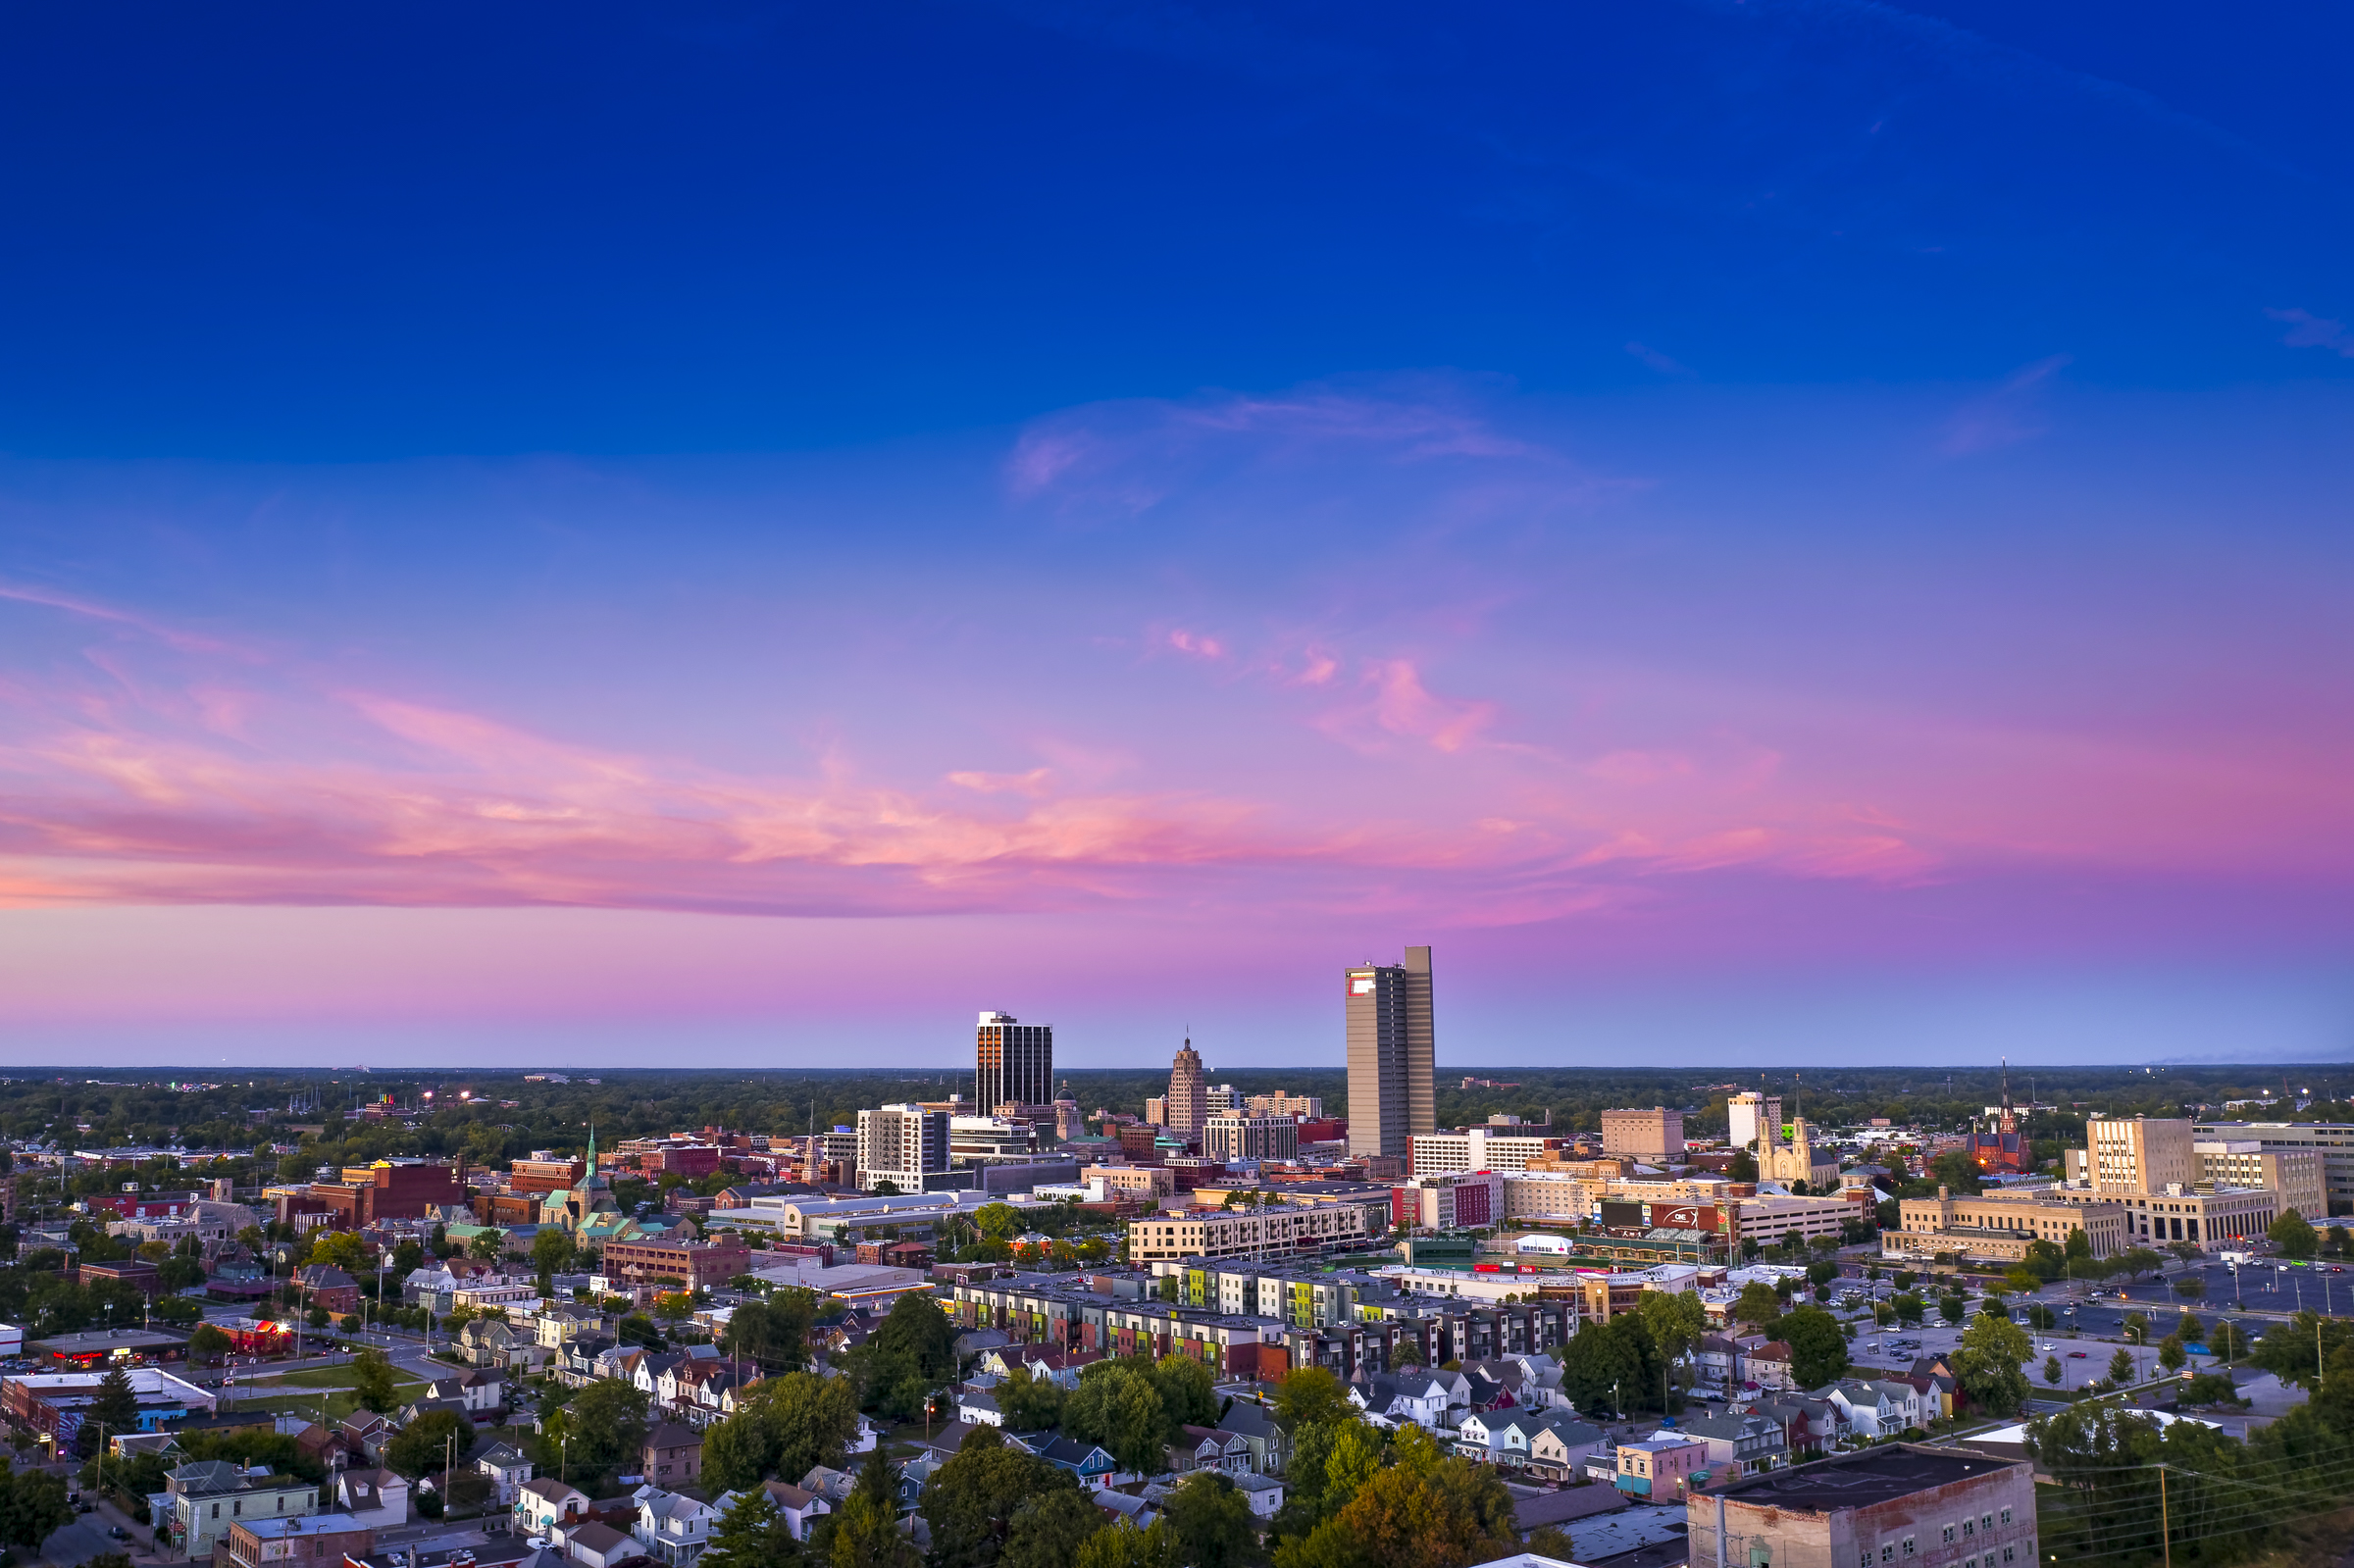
[509,1158,586,1195]
[1687,1444,2035,1568]
[222,1511,375,1568]
[600,1239,751,1292]
[275,1160,467,1231]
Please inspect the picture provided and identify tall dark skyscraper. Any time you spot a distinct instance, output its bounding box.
[976,1010,1054,1112]
[1346,945,1435,1158]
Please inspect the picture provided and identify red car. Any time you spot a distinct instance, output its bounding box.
[2068,1351,2088,1358]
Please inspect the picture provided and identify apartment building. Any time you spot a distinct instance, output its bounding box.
[1247,1092,1323,1119]
[856,1105,958,1193]
[1127,1202,1379,1262]
[1391,1171,1503,1230]
[1080,1165,1175,1201]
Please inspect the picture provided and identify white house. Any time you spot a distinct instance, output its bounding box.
[751,1482,830,1543]
[332,1469,409,1531]
[1231,1474,1284,1519]
[1820,1380,1923,1441]
[957,1390,1003,1427]
[633,1485,718,1566]
[477,1442,535,1506]
[515,1478,590,1537]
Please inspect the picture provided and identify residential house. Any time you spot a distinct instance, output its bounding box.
[332,1469,409,1531]
[798,1467,856,1507]
[752,1481,829,1543]
[221,1512,373,1568]
[642,1423,704,1487]
[1907,1356,1961,1421]
[1093,1492,1158,1530]
[1615,1437,1708,1502]
[290,1422,351,1477]
[514,1477,591,1536]
[477,1442,535,1506]
[1819,1379,1923,1441]
[1739,1394,1837,1458]
[633,1485,717,1566]
[337,1414,395,1467]
[1213,1400,1289,1477]
[1454,1411,1539,1467]
[1348,1370,1456,1431]
[1674,1410,1784,1478]
[537,1304,614,1348]
[164,1459,321,1561]
[1523,1416,1609,1482]
[956,1390,1003,1427]
[1507,1352,1566,1410]
[1023,1436,1120,1489]
[293,1265,360,1316]
[556,1519,637,1568]
[458,1316,521,1369]
[1231,1474,1284,1520]
[1744,1340,1798,1391]
[1169,1427,1252,1477]
[557,1334,618,1388]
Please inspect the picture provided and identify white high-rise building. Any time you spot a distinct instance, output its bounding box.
[1727,1091,1782,1154]
[857,1104,953,1192]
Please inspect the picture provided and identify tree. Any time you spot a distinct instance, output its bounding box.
[1075,1521,1174,1568]
[1000,1490,1105,1568]
[1559,1321,1641,1416]
[351,1348,398,1413]
[922,1427,1081,1568]
[1731,1282,1781,1331]
[831,1446,919,1568]
[0,1463,73,1550]
[1066,1365,1167,1477]
[2175,1311,2204,1343]
[1633,1290,1707,1373]
[997,1366,1066,1434]
[871,1290,957,1384]
[1890,1293,1925,1327]
[87,1366,139,1440]
[2270,1210,2319,1260]
[310,1231,371,1272]
[2158,1337,2186,1373]
[1162,1472,1260,1568]
[2208,1320,2249,1362]
[1726,1149,1758,1184]
[1938,1294,1967,1325]
[188,1322,231,1362]
[1289,1428,1515,1568]
[536,1378,648,1492]
[385,1409,475,1481]
[1149,1354,1219,1435]
[726,1290,818,1372]
[2172,1274,2206,1301]
[2044,1355,2063,1387]
[1926,1150,1983,1194]
[703,1486,803,1568]
[469,1230,505,1261]
[532,1227,577,1280]
[974,1204,1023,1243]
[2064,1227,2092,1262]
[1782,1306,1850,1390]
[1951,1312,2032,1417]
[2107,1347,2136,1385]
[1272,1367,1353,1433]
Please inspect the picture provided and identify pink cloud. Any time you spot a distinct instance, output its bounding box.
[1166,629,1225,658]
[1368,660,1498,752]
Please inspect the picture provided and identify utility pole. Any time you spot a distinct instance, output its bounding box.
[2159,1465,2171,1568]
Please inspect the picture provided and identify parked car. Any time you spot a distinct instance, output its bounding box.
[2068,1351,2088,1359]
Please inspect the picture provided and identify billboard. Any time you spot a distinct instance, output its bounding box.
[1599,1199,1646,1229]
[1651,1203,1723,1232]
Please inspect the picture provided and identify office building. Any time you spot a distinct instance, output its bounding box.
[1346,945,1435,1159]
[1247,1091,1323,1120]
[1144,1096,1168,1128]
[2192,1120,2354,1214]
[1601,1108,1686,1162]
[1205,1084,1239,1115]
[976,1011,1053,1117]
[1202,1115,1300,1164]
[1391,1170,1502,1231]
[1165,1039,1208,1137]
[856,1105,956,1192]
[2196,1140,2326,1220]
[1686,1445,2036,1568]
[1883,1188,2127,1263]
[1726,1091,1780,1154]
[2087,1116,2196,1196]
[947,1116,1038,1168]
[1408,1127,1560,1176]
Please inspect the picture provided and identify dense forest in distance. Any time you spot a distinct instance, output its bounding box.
[0,1063,2347,1182]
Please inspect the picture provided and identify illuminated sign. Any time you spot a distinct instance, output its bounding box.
[1349,975,1376,994]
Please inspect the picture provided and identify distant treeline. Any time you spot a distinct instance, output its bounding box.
[1,1063,2346,1181]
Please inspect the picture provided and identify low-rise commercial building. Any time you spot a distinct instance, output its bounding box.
[1686,1444,2036,1568]
[223,1511,374,1568]
[1882,1188,2128,1263]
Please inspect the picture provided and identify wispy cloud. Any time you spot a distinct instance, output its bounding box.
[1624,341,1689,375]
[1942,354,2072,455]
[2266,307,2354,358]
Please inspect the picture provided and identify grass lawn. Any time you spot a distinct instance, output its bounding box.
[227,1389,374,1421]
[249,1364,425,1391]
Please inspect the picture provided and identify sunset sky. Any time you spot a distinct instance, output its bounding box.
[1,4,2349,1067]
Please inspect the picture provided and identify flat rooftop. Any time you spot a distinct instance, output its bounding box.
[1713,1444,2023,1512]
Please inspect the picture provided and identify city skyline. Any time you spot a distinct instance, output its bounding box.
[1,9,2349,1067]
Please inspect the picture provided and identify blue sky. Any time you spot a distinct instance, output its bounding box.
[0,3,2349,1067]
